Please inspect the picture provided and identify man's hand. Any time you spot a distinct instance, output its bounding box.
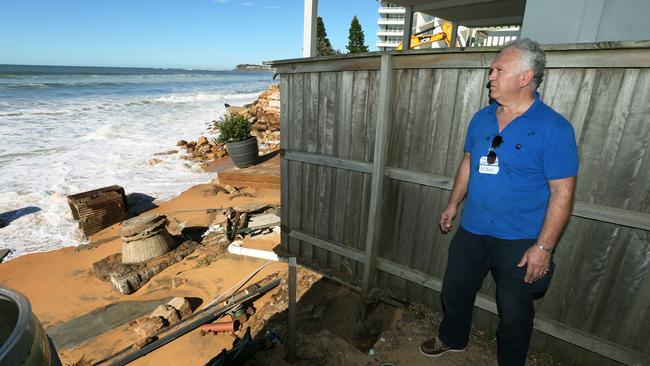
[517,246,552,283]
[439,205,457,233]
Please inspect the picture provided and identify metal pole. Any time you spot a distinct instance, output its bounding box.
[287,257,297,363]
[400,7,413,51]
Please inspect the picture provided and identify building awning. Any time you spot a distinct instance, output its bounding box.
[386,0,526,27]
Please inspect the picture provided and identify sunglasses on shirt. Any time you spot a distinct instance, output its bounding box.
[487,135,503,164]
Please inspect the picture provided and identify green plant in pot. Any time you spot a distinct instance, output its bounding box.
[216,113,259,168]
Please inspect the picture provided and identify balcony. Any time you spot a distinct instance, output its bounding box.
[377,30,404,36]
[376,40,400,48]
[378,18,405,25]
[378,7,405,14]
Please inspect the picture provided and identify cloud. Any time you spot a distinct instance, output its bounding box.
[241,2,254,5]
[265,5,279,9]
[214,0,228,3]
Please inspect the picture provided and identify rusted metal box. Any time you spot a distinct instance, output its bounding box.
[67,185,128,237]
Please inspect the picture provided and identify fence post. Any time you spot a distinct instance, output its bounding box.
[362,53,394,294]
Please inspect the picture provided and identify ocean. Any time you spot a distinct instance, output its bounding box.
[0,64,274,258]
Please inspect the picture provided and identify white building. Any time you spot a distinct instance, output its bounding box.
[377,1,520,50]
[377,2,437,50]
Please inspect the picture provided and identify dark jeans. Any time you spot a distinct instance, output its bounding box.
[438,226,554,366]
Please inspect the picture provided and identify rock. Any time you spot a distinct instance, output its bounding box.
[197,136,209,146]
[0,249,11,263]
[0,219,5,228]
[176,140,188,146]
[151,304,180,326]
[167,297,192,318]
[226,106,247,117]
[133,336,157,349]
[130,316,164,338]
[152,149,178,156]
[147,159,162,166]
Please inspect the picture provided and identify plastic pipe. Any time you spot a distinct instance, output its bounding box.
[227,240,281,262]
[199,320,240,335]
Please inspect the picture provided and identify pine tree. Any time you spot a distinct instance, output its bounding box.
[346,16,369,54]
[316,16,335,56]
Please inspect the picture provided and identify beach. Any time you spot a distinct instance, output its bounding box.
[0,65,274,258]
[0,66,285,364]
[0,67,563,366]
[0,178,287,365]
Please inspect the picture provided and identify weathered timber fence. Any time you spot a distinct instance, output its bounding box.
[269,41,650,365]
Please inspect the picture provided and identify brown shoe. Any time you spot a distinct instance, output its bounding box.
[419,336,465,357]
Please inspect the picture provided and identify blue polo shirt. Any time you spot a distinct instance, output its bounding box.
[460,93,579,239]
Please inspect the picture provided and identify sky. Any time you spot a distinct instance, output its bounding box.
[0,0,381,70]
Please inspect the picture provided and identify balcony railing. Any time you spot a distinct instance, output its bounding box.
[378,18,404,25]
[377,30,404,36]
[378,7,405,14]
[376,40,400,48]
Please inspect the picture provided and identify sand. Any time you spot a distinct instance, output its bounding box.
[0,164,564,366]
[0,178,286,365]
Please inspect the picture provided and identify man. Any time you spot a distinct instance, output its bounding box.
[419,38,578,365]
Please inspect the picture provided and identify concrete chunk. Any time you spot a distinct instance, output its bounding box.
[129,316,164,339]
[167,297,192,319]
[150,304,180,326]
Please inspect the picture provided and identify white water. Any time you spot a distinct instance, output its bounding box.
[0,70,272,259]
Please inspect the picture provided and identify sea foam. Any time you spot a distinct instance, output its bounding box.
[0,67,273,259]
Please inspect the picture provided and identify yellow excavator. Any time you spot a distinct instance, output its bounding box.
[396,21,454,50]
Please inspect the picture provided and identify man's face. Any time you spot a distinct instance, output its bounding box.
[488,48,526,101]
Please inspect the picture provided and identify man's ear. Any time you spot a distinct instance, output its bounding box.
[519,68,534,88]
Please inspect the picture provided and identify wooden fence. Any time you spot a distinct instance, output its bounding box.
[268,41,650,365]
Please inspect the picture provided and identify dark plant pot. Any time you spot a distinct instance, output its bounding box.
[226,137,259,168]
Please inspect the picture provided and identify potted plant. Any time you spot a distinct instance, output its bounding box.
[216,113,259,168]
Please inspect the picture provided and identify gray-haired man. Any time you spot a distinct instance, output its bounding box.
[420,38,579,365]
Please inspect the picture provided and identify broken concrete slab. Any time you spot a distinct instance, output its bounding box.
[48,298,172,349]
[247,213,280,231]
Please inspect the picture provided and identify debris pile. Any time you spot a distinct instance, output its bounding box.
[172,84,280,166]
[176,136,228,164]
[239,84,281,149]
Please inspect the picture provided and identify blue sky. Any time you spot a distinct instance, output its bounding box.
[0,0,380,70]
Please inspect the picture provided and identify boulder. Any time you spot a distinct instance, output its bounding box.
[167,297,192,319]
[130,316,164,338]
[151,304,180,326]
[197,136,209,146]
[176,140,188,146]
